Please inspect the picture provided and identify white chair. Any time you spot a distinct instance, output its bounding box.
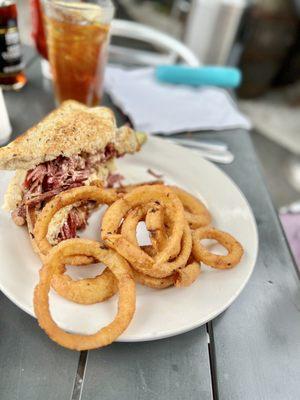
[110,19,199,67]
[40,19,199,78]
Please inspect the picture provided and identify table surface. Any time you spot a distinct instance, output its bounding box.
[1,50,300,400]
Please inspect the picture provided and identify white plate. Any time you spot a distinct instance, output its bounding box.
[0,136,258,342]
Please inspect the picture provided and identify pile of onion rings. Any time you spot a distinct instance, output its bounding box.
[33,182,244,350]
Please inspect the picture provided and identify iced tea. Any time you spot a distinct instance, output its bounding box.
[43,1,114,106]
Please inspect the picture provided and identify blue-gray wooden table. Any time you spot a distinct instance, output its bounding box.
[1,49,300,400]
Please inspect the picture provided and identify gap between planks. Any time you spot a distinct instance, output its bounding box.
[70,351,88,400]
[206,322,219,400]
[70,325,219,400]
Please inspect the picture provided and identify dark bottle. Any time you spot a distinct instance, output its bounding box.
[0,0,26,90]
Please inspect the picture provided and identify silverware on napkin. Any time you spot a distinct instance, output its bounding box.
[169,138,234,164]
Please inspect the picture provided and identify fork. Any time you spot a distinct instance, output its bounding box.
[170,138,234,164]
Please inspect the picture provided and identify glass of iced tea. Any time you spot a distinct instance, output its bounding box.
[43,0,114,106]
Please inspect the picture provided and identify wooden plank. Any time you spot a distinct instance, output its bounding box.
[81,97,212,400]
[202,130,300,400]
[2,54,80,400]
[82,328,212,400]
[0,293,80,400]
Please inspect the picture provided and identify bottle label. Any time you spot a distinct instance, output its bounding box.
[0,26,23,75]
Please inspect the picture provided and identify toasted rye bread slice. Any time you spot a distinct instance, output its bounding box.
[0,100,117,170]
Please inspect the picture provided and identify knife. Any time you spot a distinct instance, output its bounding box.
[171,138,228,153]
[155,65,241,88]
[169,139,234,164]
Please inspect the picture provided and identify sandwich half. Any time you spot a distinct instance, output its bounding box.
[0,100,146,246]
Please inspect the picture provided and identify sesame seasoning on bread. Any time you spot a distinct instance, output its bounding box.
[0,100,117,170]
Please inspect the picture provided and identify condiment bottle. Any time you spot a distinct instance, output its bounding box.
[0,0,26,90]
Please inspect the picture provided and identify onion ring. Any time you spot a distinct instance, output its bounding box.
[169,186,211,229]
[27,204,93,266]
[175,261,201,287]
[121,211,175,287]
[120,203,167,252]
[141,245,156,257]
[51,266,118,305]
[34,239,136,350]
[33,186,118,265]
[118,197,192,278]
[151,222,192,278]
[117,183,211,229]
[145,202,167,252]
[101,185,185,276]
[133,269,175,289]
[192,227,243,269]
[26,206,41,254]
[120,205,150,246]
[123,215,192,279]
[133,257,200,289]
[116,180,164,194]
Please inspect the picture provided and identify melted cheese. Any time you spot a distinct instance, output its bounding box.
[46,204,76,246]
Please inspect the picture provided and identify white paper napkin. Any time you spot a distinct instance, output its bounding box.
[105,66,251,134]
[0,88,12,145]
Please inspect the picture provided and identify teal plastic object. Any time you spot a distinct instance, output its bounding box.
[155,65,242,88]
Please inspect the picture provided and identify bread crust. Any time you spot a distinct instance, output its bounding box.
[0,100,116,170]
